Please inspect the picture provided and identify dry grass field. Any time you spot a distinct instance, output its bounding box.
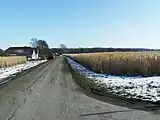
[69,52,160,76]
[0,56,27,68]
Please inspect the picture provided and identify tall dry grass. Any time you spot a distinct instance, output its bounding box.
[0,56,27,68]
[69,52,160,77]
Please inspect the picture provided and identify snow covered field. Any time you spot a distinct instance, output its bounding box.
[67,57,160,102]
[0,60,47,84]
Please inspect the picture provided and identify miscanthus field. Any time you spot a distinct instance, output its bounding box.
[0,56,26,68]
[67,52,160,102]
[70,52,160,77]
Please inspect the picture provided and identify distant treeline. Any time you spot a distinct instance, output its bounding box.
[1,47,159,56]
[51,48,159,54]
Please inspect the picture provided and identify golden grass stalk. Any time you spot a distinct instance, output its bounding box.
[0,56,27,68]
[69,52,160,76]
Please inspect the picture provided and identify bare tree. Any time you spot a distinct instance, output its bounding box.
[37,40,49,51]
[30,38,38,48]
[59,44,67,54]
[30,38,51,59]
[60,44,67,49]
[30,38,49,51]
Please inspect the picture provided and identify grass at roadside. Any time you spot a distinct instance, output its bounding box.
[0,56,26,68]
[65,57,113,95]
[64,57,97,91]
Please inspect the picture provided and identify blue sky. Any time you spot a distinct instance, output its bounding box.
[0,0,160,49]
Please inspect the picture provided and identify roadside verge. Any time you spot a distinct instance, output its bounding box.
[0,60,48,85]
[65,57,160,105]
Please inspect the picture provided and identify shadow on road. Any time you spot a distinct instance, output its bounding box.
[79,109,135,117]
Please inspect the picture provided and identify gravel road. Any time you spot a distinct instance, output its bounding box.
[0,57,160,120]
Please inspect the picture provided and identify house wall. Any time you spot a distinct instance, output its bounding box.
[32,49,39,60]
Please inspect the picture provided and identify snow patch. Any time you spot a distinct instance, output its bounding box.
[67,57,160,102]
[0,60,47,83]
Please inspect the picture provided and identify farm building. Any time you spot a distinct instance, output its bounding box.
[5,47,39,60]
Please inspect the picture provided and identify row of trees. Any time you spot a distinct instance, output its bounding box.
[51,47,154,54]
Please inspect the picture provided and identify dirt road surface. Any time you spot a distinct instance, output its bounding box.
[0,57,160,120]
